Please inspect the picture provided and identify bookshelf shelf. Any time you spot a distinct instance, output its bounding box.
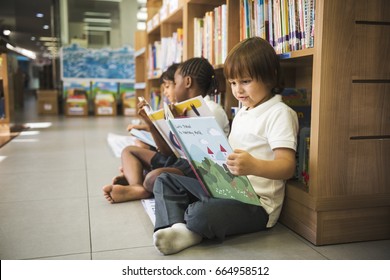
[143,0,390,245]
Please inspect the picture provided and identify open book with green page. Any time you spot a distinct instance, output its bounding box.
[165,109,261,206]
[144,95,213,158]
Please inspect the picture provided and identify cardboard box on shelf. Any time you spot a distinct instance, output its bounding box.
[65,97,88,116]
[94,94,117,116]
[37,90,58,115]
[122,92,136,116]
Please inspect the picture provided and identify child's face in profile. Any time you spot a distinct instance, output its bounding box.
[162,80,176,103]
[173,69,187,103]
[228,77,270,109]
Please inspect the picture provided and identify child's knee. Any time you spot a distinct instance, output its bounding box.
[144,171,160,192]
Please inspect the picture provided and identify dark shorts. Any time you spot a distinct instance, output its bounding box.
[169,158,196,178]
[150,153,196,178]
[150,152,177,169]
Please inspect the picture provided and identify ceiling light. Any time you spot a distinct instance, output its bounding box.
[137,22,146,30]
[94,0,122,2]
[84,26,112,31]
[3,30,11,36]
[43,42,58,47]
[43,25,49,30]
[84,12,111,17]
[137,11,147,21]
[39,37,58,42]
[31,36,36,41]
[6,44,36,60]
[36,13,44,18]
[83,18,112,24]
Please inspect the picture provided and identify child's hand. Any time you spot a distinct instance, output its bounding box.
[137,107,153,127]
[169,104,187,118]
[127,123,150,132]
[226,149,254,176]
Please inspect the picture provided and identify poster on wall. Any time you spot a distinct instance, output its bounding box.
[60,44,135,81]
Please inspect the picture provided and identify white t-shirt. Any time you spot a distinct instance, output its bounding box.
[228,94,299,227]
[204,95,230,136]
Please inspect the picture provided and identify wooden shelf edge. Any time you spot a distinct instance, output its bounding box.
[279,48,315,59]
[135,47,146,57]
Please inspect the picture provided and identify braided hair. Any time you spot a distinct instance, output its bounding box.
[177,57,218,97]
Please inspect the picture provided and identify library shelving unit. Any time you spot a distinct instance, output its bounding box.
[134,30,147,102]
[279,0,390,245]
[0,53,12,134]
[144,0,390,245]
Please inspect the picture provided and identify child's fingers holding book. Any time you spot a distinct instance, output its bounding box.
[226,149,254,176]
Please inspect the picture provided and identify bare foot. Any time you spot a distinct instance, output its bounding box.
[112,175,128,185]
[102,184,151,203]
[153,223,202,255]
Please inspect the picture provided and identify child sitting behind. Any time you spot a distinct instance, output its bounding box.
[103,58,230,203]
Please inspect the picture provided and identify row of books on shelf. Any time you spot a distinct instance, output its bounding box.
[146,0,181,32]
[194,4,228,65]
[240,0,315,53]
[147,28,183,78]
[281,87,311,186]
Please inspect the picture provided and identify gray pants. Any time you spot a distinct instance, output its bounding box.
[153,173,269,240]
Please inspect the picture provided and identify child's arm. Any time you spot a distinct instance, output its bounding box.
[127,123,150,132]
[226,148,296,180]
[137,104,174,157]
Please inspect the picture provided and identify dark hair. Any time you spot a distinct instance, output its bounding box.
[177,57,218,97]
[224,37,283,94]
[160,63,180,84]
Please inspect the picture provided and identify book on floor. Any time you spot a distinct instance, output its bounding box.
[165,112,261,206]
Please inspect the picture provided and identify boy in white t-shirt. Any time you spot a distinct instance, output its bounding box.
[152,37,299,255]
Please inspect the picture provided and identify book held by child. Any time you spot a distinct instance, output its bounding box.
[166,112,261,206]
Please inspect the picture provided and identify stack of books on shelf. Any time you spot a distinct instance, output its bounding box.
[281,88,311,186]
[147,0,181,32]
[193,4,227,65]
[160,28,183,71]
[148,28,183,78]
[149,87,162,111]
[240,0,315,54]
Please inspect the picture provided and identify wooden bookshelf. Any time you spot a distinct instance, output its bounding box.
[134,30,147,103]
[279,0,390,245]
[144,0,390,245]
[0,53,11,134]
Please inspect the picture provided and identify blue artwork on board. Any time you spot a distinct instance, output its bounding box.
[61,44,135,80]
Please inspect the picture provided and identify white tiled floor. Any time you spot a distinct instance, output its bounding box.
[1,92,389,260]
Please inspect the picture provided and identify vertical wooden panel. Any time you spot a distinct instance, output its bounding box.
[352,25,390,79]
[350,84,390,137]
[347,140,390,194]
[355,0,390,21]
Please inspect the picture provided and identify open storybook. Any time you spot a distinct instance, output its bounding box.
[164,104,261,206]
[128,128,156,148]
[141,95,213,158]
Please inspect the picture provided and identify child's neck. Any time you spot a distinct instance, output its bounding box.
[248,94,273,110]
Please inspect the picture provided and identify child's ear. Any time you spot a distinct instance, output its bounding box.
[184,76,192,88]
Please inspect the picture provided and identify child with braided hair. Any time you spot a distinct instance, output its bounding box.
[103,57,230,203]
